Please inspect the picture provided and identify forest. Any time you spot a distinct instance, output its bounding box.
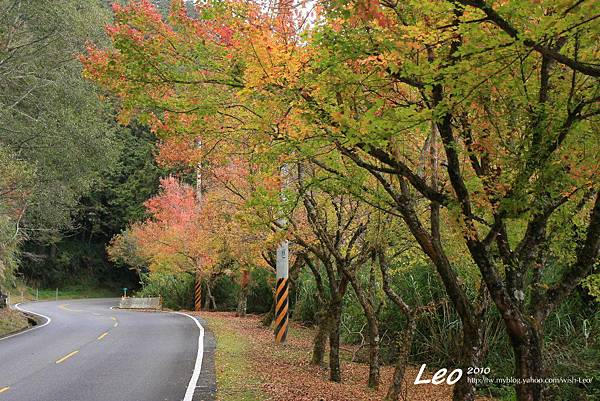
[0,0,599,401]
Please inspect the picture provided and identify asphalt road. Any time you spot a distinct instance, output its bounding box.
[0,299,216,401]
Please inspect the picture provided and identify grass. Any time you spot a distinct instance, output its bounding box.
[0,308,29,337]
[202,315,267,401]
[34,285,119,300]
[5,284,120,304]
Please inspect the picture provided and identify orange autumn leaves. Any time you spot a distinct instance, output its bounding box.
[123,162,271,275]
[129,176,202,272]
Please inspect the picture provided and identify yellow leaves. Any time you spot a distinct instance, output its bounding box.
[330,111,344,123]
[357,54,385,66]
[240,25,309,90]
[116,107,135,126]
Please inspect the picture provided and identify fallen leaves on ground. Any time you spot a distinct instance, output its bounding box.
[198,312,489,401]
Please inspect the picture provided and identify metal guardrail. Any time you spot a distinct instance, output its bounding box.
[118,297,162,310]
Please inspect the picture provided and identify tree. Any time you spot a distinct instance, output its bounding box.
[109,155,273,310]
[0,148,35,304]
[0,0,125,292]
[0,0,118,231]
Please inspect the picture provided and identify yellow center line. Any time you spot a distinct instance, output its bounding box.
[110,317,117,321]
[0,387,9,393]
[55,350,79,364]
[97,332,109,340]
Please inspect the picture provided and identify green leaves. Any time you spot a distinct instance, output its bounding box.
[0,0,118,231]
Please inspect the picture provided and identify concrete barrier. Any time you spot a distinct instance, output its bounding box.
[119,297,162,310]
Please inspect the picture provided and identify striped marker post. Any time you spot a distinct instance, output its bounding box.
[274,240,289,344]
[194,270,202,312]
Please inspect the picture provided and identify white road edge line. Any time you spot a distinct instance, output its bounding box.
[0,303,52,341]
[172,312,204,401]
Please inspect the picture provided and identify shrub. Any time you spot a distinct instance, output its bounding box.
[136,272,195,310]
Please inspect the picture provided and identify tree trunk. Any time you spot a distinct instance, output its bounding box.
[452,321,485,401]
[328,303,343,382]
[366,321,380,389]
[347,273,380,388]
[512,325,545,401]
[305,253,329,366]
[384,316,416,401]
[204,280,217,311]
[236,287,248,317]
[312,306,329,365]
[396,199,484,398]
[210,291,217,311]
[0,288,7,309]
[237,269,250,317]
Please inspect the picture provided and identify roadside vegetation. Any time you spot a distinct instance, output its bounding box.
[204,314,267,401]
[2,282,120,305]
[0,308,29,338]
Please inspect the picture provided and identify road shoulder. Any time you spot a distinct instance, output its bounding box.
[0,308,30,339]
[191,314,217,401]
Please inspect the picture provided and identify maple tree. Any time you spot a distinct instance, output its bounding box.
[122,177,205,273]
[83,1,599,400]
[295,3,599,401]
[108,157,274,307]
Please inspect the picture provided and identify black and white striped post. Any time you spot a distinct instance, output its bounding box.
[274,239,289,344]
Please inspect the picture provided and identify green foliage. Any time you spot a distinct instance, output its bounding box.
[246,268,274,314]
[135,267,274,312]
[0,147,35,292]
[136,272,195,310]
[293,270,320,324]
[20,239,137,290]
[543,296,600,400]
[292,256,599,399]
[211,275,240,311]
[75,124,163,240]
[0,0,142,293]
[0,0,118,231]
[478,294,600,400]
[211,268,274,313]
[582,274,600,302]
[34,285,119,300]
[79,1,600,399]
[21,123,163,290]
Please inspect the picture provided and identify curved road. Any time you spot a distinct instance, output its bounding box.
[0,299,216,401]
